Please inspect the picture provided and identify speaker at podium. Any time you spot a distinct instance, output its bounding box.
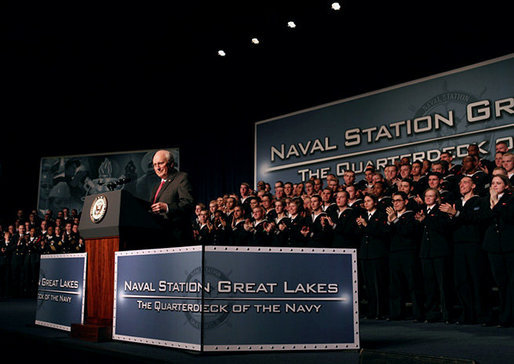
[71,189,166,341]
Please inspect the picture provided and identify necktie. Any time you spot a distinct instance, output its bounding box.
[153,180,165,204]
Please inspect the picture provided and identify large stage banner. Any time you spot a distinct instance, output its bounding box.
[254,54,514,185]
[35,253,87,331]
[113,246,359,352]
[37,147,179,217]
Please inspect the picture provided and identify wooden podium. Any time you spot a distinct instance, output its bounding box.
[71,189,164,341]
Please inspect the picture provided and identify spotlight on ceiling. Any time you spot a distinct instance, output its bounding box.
[287,21,296,29]
[251,37,260,45]
[217,50,226,57]
[331,2,341,11]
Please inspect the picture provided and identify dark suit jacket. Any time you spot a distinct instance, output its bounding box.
[482,192,514,253]
[151,168,194,245]
[419,204,451,258]
[328,207,359,249]
[389,210,420,252]
[358,210,390,260]
[229,220,251,246]
[305,212,332,247]
[450,195,487,244]
[287,214,309,247]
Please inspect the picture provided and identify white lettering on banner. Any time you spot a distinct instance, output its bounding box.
[265,96,513,177]
[124,281,156,292]
[39,278,79,289]
[467,97,514,122]
[217,281,278,294]
[216,281,340,294]
[283,282,339,294]
[124,280,211,293]
[344,111,454,147]
[285,304,322,313]
[270,137,337,162]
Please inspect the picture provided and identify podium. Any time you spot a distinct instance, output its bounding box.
[71,189,164,341]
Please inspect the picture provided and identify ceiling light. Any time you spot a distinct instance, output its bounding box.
[331,2,341,11]
[287,21,296,29]
[251,38,260,45]
[217,50,226,57]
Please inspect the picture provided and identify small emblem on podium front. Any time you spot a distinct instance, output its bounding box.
[90,195,108,223]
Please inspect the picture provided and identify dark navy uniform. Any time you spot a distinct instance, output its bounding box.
[11,234,27,297]
[388,210,424,320]
[305,211,332,247]
[419,204,452,322]
[229,220,251,246]
[249,219,272,246]
[358,209,390,319]
[0,238,13,298]
[328,207,359,249]
[286,214,309,247]
[271,215,290,247]
[194,223,214,245]
[482,191,514,326]
[450,195,489,324]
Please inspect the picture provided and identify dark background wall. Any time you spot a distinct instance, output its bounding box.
[2,1,512,221]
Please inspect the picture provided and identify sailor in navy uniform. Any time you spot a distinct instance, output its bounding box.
[228,206,251,246]
[305,195,332,247]
[441,176,488,324]
[193,209,214,245]
[327,190,359,249]
[11,226,28,298]
[482,175,514,327]
[416,188,452,323]
[357,194,391,319]
[285,198,309,247]
[248,206,272,246]
[387,192,424,321]
[271,199,290,247]
[461,155,490,197]
[0,232,13,298]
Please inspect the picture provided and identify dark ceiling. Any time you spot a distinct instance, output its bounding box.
[2,0,513,214]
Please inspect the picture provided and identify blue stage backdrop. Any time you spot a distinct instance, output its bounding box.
[113,246,359,352]
[37,148,179,217]
[35,253,87,331]
[254,54,514,186]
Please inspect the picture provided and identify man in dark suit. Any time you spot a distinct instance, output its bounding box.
[151,149,195,246]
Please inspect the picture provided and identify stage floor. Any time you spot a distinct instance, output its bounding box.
[1,298,513,363]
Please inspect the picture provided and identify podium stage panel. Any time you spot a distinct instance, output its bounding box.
[113,245,359,352]
[35,253,87,331]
